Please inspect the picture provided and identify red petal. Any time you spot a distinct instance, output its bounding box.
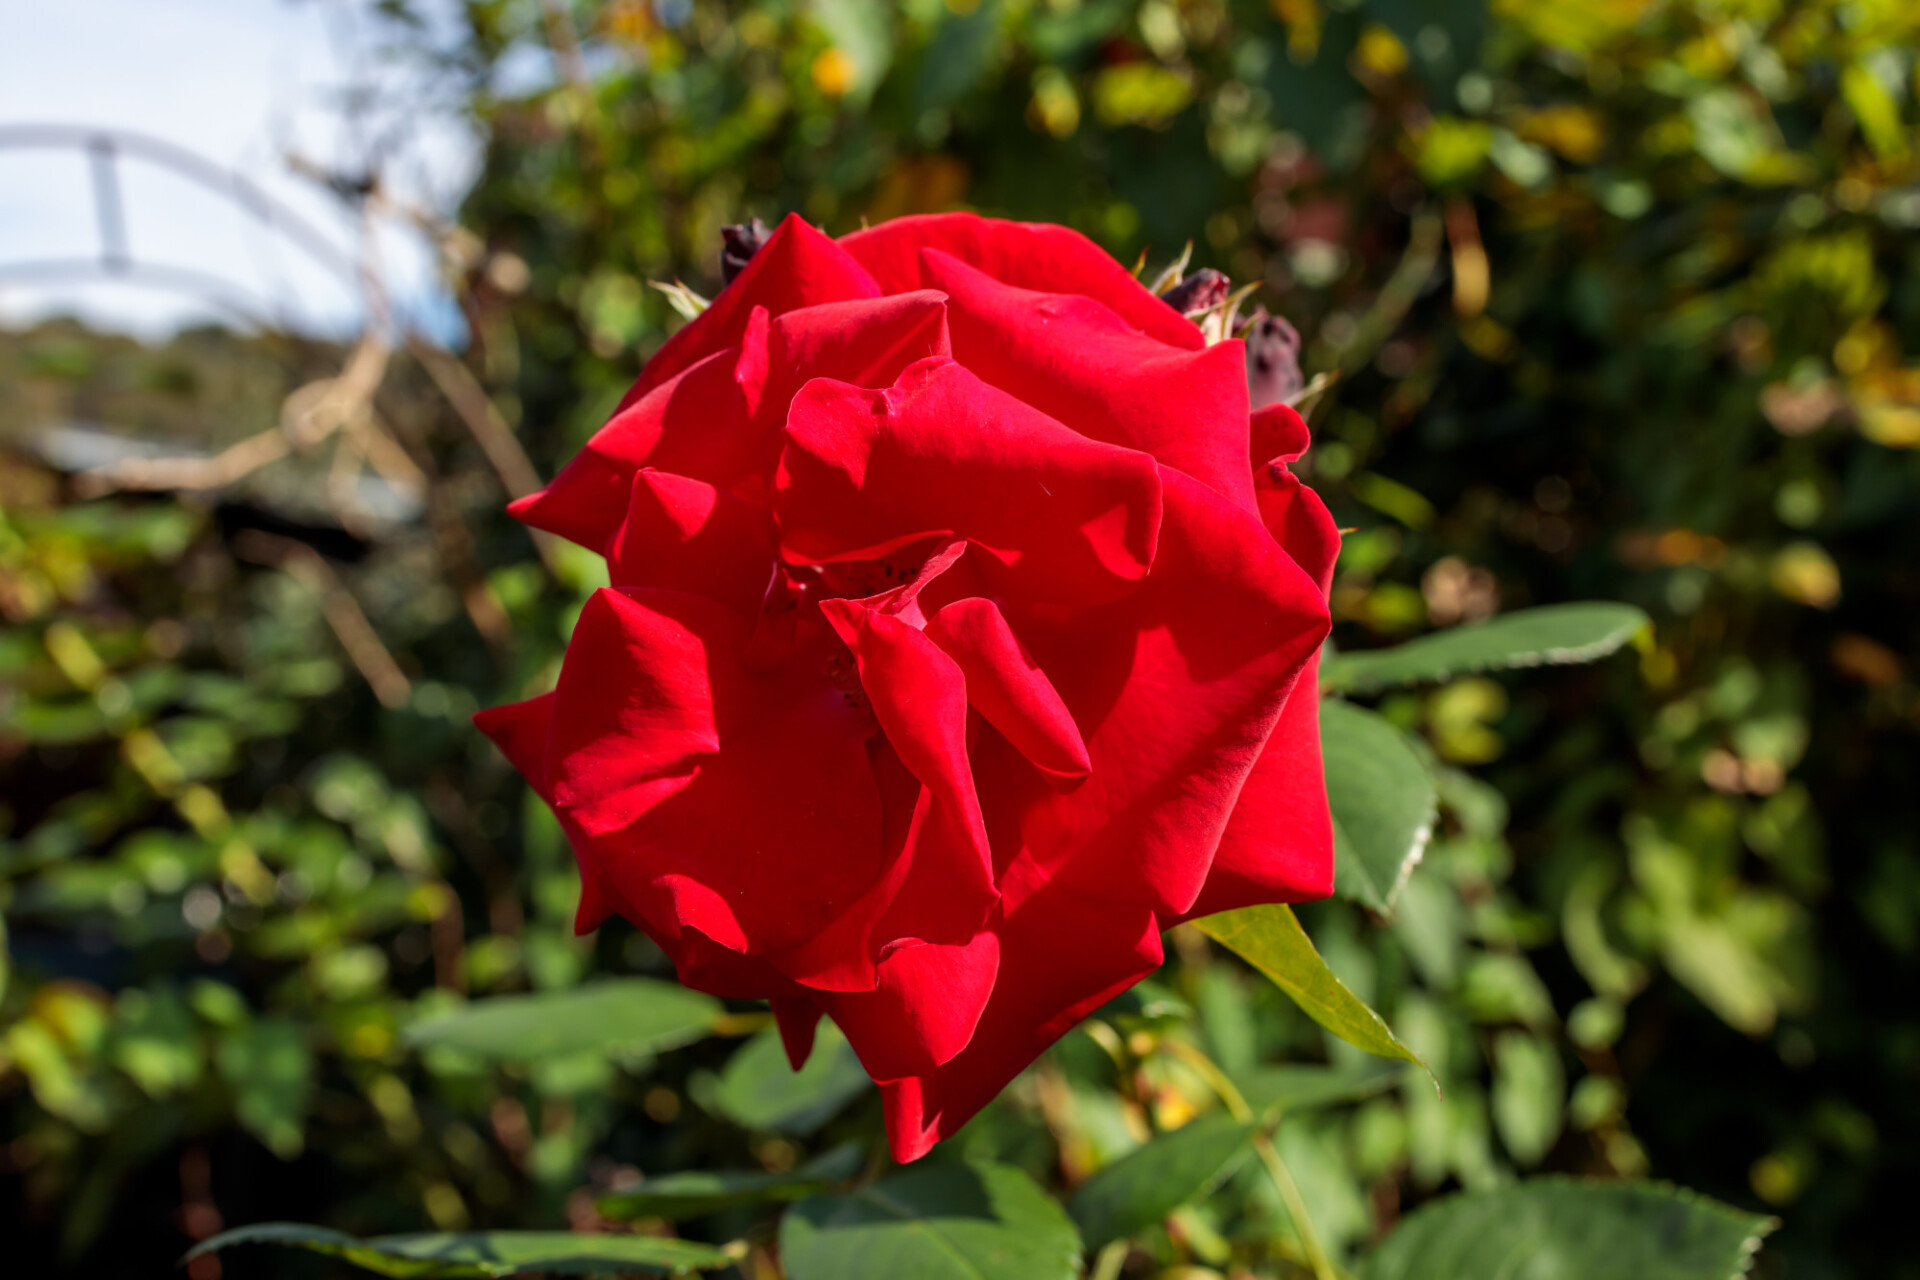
[1249,402,1312,466]
[877,887,1162,1162]
[511,327,769,553]
[771,996,823,1070]
[1256,463,1341,596]
[925,597,1089,781]
[775,359,1163,607]
[983,471,1328,918]
[759,290,952,430]
[1184,464,1339,916]
[918,248,1256,512]
[818,600,994,901]
[607,469,776,615]
[514,291,953,555]
[1179,649,1334,918]
[837,212,1203,353]
[610,214,879,417]
[764,737,998,994]
[818,930,1001,1082]
[473,691,556,801]
[547,588,884,957]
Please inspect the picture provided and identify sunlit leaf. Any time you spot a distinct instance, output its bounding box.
[781,1162,1081,1280]
[1323,700,1437,915]
[1195,905,1429,1079]
[1320,603,1650,695]
[1360,1180,1775,1280]
[185,1222,735,1277]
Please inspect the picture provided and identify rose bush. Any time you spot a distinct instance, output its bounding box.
[475,213,1339,1162]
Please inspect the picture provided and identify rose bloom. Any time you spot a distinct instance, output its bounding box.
[476,214,1338,1162]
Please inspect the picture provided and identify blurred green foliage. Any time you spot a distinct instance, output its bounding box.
[5,0,1920,1275]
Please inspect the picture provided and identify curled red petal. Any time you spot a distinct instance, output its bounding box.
[764,737,998,994]
[547,588,883,958]
[818,930,1001,1082]
[925,597,1089,781]
[1256,460,1342,597]
[818,600,994,901]
[510,321,770,553]
[919,248,1256,512]
[836,212,1203,353]
[775,358,1163,607]
[1249,401,1312,467]
[607,469,776,615]
[877,888,1162,1163]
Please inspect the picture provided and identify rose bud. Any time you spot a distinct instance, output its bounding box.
[719,217,772,285]
[479,213,1336,1163]
[1246,306,1305,410]
[1162,267,1230,316]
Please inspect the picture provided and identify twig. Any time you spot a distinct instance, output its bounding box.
[234,531,411,709]
[406,333,558,568]
[75,428,289,497]
[405,335,545,498]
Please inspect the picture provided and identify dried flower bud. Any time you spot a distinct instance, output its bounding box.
[720,217,773,286]
[1245,307,1304,410]
[1162,267,1230,316]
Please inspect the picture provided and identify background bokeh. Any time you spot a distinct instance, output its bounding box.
[3,1,1917,1276]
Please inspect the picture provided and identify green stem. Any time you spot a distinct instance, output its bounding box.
[1158,1037,1340,1280]
[1089,1239,1129,1280]
[1158,1037,1253,1123]
[1253,1131,1340,1280]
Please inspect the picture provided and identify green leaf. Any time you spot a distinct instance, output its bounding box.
[214,1018,313,1159]
[1195,905,1428,1078]
[184,1223,735,1277]
[704,1020,871,1134]
[1321,603,1650,695]
[1322,700,1437,915]
[596,1143,865,1222]
[1067,1113,1256,1250]
[403,980,723,1061]
[1360,1180,1775,1280]
[781,1161,1082,1280]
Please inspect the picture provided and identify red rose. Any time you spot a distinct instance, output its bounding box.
[476,214,1338,1162]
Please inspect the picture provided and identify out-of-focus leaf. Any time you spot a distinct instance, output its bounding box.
[403,980,722,1060]
[185,1222,734,1277]
[1067,1113,1255,1249]
[1491,1031,1566,1166]
[781,1162,1081,1280]
[596,1144,863,1222]
[1236,1060,1407,1114]
[1322,604,1650,694]
[1195,905,1429,1079]
[811,0,893,100]
[1360,1180,1775,1280]
[214,1018,313,1158]
[1323,700,1437,915]
[703,1020,870,1135]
